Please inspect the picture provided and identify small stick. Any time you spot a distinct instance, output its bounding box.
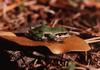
[85,37,100,41]
[85,39,100,43]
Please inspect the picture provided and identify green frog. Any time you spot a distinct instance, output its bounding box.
[28,24,68,41]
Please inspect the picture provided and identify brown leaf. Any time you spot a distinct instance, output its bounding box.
[0,32,91,54]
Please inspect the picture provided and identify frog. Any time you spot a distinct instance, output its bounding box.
[28,24,68,41]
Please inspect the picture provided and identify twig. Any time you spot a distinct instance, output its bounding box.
[72,13,81,19]
[85,39,100,43]
[85,37,100,41]
[85,36,100,43]
[52,19,60,28]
